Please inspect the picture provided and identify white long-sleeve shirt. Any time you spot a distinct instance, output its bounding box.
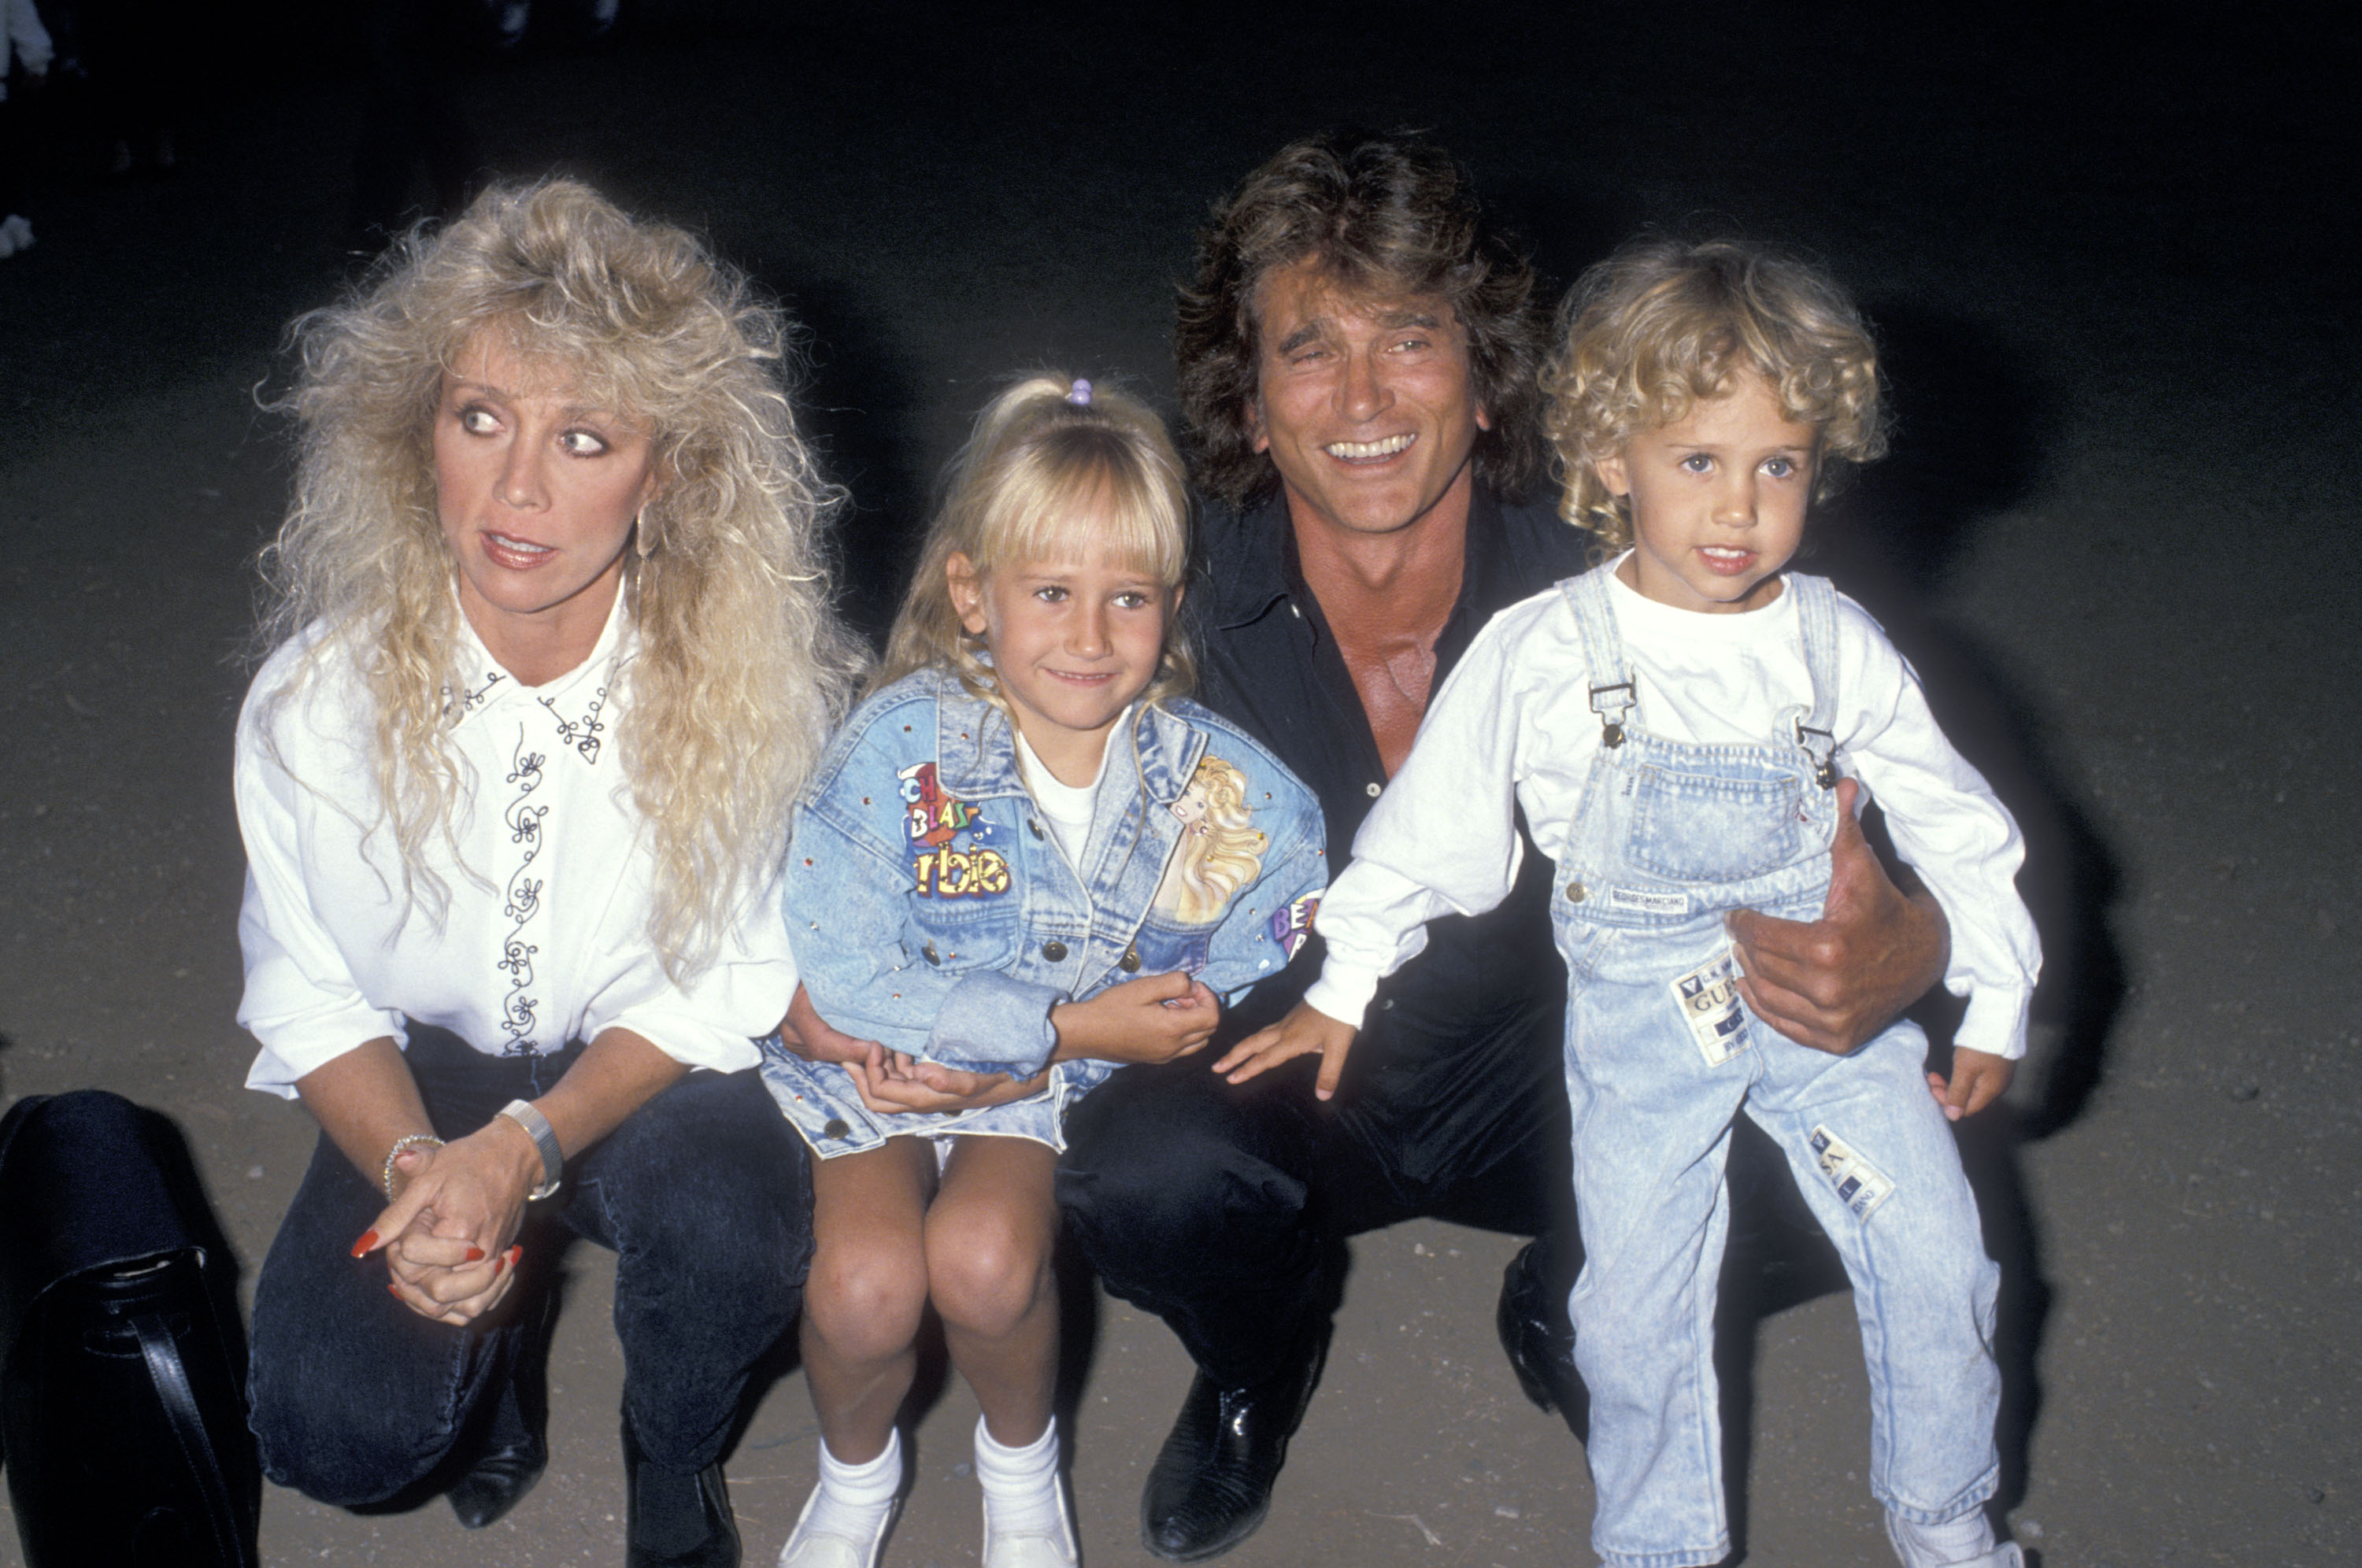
[1305,562,2040,1061]
[235,594,795,1096]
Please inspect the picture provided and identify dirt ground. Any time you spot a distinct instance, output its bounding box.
[1,6,2353,1566]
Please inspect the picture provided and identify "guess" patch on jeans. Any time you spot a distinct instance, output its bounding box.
[1670,948,1749,1066]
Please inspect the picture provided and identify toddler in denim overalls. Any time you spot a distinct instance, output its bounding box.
[1226,241,2042,1568]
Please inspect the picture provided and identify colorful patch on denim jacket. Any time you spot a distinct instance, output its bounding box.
[1268,891,1321,958]
[1152,755,1271,926]
[899,760,1009,898]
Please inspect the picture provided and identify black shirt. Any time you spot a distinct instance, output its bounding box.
[1187,486,1595,1091]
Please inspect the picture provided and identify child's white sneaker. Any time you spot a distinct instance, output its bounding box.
[1949,1548,2023,1568]
[776,1481,898,1568]
[1886,1505,2022,1568]
[980,1473,1078,1568]
[975,1416,1076,1568]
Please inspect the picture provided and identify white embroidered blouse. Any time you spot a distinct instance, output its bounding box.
[234,594,795,1097]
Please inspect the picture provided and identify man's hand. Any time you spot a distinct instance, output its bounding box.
[1212,1000,1358,1100]
[1051,971,1221,1065]
[777,983,883,1067]
[1928,1047,2014,1121]
[1727,778,1949,1055]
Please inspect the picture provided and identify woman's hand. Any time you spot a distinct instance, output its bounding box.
[1050,971,1221,1065]
[1212,1000,1358,1100]
[356,1119,542,1324]
[776,983,885,1067]
[1727,778,1949,1054]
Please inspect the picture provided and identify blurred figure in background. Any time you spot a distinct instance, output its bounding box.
[0,0,51,257]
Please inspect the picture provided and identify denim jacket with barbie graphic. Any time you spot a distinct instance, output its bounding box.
[767,668,1327,1155]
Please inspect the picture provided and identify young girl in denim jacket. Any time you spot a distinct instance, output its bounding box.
[1224,242,2041,1568]
[762,375,1326,1568]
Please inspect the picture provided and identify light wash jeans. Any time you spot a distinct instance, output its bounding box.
[1548,569,2000,1568]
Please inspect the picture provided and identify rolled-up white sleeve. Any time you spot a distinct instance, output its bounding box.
[1838,608,2042,1060]
[233,682,405,1098]
[587,871,796,1074]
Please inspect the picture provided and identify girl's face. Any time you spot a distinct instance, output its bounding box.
[948,545,1178,786]
[433,331,660,682]
[1592,371,1818,615]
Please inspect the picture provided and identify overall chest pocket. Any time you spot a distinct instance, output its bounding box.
[1625,764,1806,882]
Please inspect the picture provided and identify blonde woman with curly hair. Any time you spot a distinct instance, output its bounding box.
[235,179,864,1567]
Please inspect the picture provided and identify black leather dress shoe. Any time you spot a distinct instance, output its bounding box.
[446,1433,548,1529]
[623,1420,741,1568]
[1140,1329,1327,1562]
[1497,1237,1589,1442]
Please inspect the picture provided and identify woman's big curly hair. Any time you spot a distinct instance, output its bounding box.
[1175,131,1549,510]
[257,179,867,978]
[1542,237,1890,553]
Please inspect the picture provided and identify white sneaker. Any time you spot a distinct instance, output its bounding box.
[776,1480,897,1568]
[1952,1548,2024,1568]
[982,1474,1079,1568]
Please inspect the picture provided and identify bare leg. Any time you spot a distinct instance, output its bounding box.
[801,1137,936,1462]
[927,1137,1061,1445]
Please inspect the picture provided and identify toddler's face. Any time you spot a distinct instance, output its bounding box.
[948,547,1175,786]
[1593,372,1819,615]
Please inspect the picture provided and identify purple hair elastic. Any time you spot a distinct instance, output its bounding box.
[1065,379,1093,407]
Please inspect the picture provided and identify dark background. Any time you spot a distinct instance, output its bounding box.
[1,3,2355,1564]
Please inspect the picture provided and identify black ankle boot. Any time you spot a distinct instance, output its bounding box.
[446,1259,553,1528]
[446,1380,547,1529]
[623,1418,740,1568]
[1140,1327,1327,1562]
[1497,1235,1589,1442]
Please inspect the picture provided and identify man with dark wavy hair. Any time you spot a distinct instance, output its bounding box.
[1058,131,1951,1562]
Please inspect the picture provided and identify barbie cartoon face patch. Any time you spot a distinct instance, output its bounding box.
[1153,756,1269,925]
[899,761,1010,898]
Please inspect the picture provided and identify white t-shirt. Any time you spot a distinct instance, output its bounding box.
[234,594,796,1096]
[1307,562,2040,1060]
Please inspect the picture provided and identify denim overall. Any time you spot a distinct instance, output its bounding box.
[1549,568,2000,1568]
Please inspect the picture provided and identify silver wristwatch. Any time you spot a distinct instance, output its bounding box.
[497,1099,565,1201]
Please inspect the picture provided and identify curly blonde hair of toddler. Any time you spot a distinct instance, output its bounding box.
[1541,237,1890,553]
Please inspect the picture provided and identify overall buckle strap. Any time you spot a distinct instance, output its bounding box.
[1562,566,1638,748]
[1786,573,1843,789]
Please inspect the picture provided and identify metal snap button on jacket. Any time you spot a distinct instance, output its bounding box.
[1041,940,1068,962]
[1120,946,1140,972]
[1566,882,1587,903]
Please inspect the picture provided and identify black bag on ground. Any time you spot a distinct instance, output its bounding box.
[0,1090,261,1568]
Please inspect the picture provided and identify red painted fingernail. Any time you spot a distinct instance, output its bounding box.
[465,1246,486,1263]
[507,1244,524,1266]
[350,1230,379,1258]
[387,1282,402,1297]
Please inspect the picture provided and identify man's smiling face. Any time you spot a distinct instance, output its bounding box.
[1248,257,1490,541]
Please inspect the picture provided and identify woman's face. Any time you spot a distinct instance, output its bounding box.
[432,330,660,683]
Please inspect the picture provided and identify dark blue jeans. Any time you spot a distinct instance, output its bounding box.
[246,1026,812,1506]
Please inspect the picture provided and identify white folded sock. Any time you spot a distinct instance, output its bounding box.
[800,1429,901,1544]
[973,1416,1064,1537]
